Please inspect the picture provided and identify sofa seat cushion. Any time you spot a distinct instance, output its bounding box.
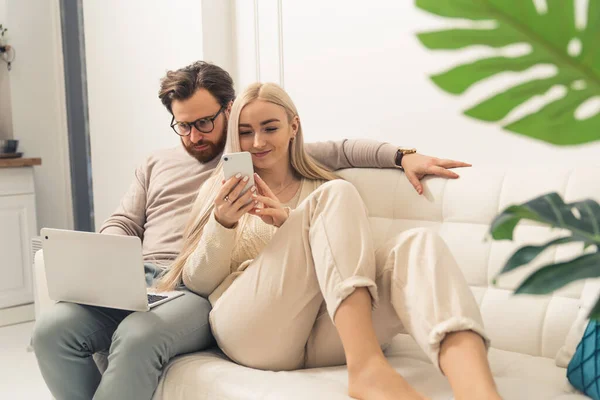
[153,334,589,400]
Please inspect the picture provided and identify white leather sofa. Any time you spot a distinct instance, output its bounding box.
[34,167,599,399]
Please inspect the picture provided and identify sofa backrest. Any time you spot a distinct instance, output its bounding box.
[338,167,600,359]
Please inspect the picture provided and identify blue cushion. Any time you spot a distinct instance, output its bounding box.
[568,319,600,400]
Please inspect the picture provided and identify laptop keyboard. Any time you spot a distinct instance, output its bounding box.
[147,294,168,304]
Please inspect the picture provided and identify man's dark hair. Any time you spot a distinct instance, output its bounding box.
[158,61,235,113]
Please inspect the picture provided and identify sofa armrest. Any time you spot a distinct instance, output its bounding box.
[33,249,56,318]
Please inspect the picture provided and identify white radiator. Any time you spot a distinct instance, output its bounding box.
[30,236,43,319]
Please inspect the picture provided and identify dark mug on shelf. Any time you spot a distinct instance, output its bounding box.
[0,139,19,154]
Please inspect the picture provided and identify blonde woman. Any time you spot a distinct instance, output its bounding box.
[157,83,502,400]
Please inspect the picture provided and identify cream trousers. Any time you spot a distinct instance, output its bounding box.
[209,180,489,372]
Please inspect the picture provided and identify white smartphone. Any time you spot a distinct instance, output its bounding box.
[222,151,255,195]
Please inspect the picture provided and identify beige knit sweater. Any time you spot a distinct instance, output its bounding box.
[99,140,398,266]
[182,179,325,304]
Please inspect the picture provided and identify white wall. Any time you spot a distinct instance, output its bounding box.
[6,0,73,231]
[201,0,236,84]
[231,0,600,167]
[83,0,204,228]
[85,0,600,229]
[0,0,13,139]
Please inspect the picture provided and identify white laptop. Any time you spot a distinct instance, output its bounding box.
[41,228,184,312]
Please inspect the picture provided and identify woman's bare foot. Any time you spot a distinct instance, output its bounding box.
[348,356,428,400]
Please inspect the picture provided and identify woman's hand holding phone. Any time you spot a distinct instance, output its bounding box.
[248,173,291,228]
[214,174,258,229]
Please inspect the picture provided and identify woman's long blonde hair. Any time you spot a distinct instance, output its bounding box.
[155,82,338,291]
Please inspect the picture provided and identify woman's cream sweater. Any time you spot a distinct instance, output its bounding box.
[182,178,326,304]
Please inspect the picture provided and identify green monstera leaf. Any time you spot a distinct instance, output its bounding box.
[415,0,600,146]
[490,192,600,317]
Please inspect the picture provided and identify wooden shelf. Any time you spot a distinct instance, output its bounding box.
[0,157,42,168]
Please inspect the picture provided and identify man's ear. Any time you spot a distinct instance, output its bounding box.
[226,100,233,117]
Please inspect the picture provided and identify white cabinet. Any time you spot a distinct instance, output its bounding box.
[0,167,38,310]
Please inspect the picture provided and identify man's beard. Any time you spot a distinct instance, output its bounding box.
[182,123,227,163]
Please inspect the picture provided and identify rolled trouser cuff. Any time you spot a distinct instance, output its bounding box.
[328,275,379,323]
[429,316,491,373]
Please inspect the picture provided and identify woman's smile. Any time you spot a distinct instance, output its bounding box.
[252,150,272,158]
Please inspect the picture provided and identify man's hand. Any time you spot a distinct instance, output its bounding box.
[401,153,471,195]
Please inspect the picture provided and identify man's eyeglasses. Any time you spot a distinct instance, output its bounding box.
[170,106,225,136]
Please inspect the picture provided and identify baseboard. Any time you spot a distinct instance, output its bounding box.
[0,303,35,327]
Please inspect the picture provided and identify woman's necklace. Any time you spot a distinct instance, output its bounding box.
[272,177,299,197]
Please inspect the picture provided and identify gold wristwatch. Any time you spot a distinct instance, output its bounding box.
[394,147,417,170]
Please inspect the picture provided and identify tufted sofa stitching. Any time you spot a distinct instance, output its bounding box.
[383,219,395,243]
[366,172,400,245]
[440,178,449,223]
[384,217,459,223]
[479,285,490,323]
[487,172,507,289]
[391,170,402,222]
[470,284,495,290]
[383,218,501,226]
[538,298,551,357]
